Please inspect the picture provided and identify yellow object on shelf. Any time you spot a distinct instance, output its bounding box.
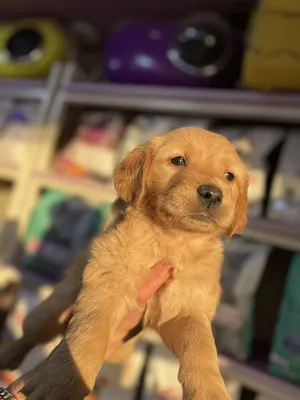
[241,0,300,92]
[0,19,69,79]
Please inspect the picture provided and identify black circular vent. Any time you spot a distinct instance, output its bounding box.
[177,25,227,69]
[6,28,44,61]
[168,13,233,77]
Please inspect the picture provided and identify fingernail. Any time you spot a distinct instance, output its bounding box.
[151,261,170,270]
[161,264,172,274]
[162,260,172,269]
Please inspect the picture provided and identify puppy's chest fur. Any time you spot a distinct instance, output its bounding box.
[92,210,224,326]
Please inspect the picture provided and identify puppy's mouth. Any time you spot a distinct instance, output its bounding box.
[191,212,217,224]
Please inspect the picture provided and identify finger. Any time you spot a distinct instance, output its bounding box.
[19,380,37,399]
[137,261,172,305]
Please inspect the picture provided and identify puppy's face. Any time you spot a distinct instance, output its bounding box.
[114,128,248,239]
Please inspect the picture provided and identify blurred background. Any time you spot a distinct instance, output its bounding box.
[0,0,300,399]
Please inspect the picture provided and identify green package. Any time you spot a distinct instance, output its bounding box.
[269,253,300,384]
[21,190,112,280]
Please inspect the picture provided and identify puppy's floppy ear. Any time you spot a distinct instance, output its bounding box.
[114,144,151,204]
[225,173,249,241]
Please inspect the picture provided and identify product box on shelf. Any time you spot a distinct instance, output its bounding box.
[0,101,40,167]
[214,124,284,218]
[241,0,300,92]
[269,253,300,384]
[54,112,125,181]
[213,237,271,360]
[268,131,300,226]
[117,115,181,164]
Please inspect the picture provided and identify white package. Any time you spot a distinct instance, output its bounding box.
[213,237,271,360]
[268,130,300,225]
[215,125,284,218]
[117,115,211,164]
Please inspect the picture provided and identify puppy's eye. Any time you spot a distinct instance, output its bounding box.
[171,156,186,166]
[225,172,235,181]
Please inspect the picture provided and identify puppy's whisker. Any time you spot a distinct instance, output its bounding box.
[142,193,157,208]
[143,189,169,207]
[142,191,170,213]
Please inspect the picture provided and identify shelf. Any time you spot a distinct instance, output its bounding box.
[27,172,300,251]
[33,171,117,205]
[219,356,300,400]
[19,218,300,278]
[23,170,300,252]
[0,79,46,101]
[244,218,300,252]
[141,330,300,400]
[62,82,300,123]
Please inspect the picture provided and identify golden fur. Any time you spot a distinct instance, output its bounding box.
[2,127,248,400]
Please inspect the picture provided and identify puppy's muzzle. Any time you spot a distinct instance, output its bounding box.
[197,185,223,208]
[0,388,16,400]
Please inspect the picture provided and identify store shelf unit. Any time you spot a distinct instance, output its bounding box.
[2,63,300,400]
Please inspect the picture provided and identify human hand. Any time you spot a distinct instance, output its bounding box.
[5,261,172,400]
[105,260,172,359]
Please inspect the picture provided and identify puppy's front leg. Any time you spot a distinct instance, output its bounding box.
[20,261,126,400]
[158,315,230,400]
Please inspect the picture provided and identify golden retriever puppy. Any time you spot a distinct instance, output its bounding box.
[6,127,248,400]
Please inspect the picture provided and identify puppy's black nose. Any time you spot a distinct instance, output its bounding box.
[197,185,223,208]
